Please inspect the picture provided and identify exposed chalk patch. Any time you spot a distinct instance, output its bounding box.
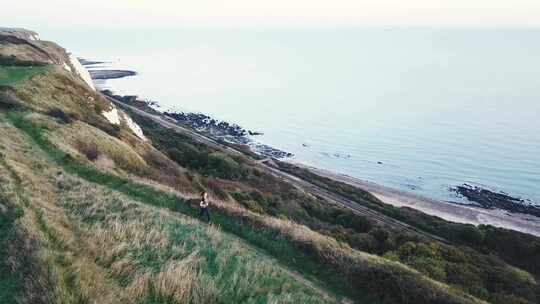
[102,106,121,125]
[120,110,146,140]
[67,52,96,91]
[63,62,72,73]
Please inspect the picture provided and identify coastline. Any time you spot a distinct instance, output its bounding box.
[299,163,540,236]
[87,61,540,237]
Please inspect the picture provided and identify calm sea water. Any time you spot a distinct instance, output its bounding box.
[41,28,540,204]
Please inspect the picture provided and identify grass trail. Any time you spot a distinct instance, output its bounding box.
[5,111,347,303]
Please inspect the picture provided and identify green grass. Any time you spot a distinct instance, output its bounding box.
[0,66,48,86]
[0,194,25,304]
[0,152,89,304]
[8,111,495,304]
[6,111,378,303]
[3,111,336,303]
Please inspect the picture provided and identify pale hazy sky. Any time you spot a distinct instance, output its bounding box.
[4,0,540,28]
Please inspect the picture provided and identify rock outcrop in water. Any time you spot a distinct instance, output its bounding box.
[451,184,540,217]
[88,70,137,80]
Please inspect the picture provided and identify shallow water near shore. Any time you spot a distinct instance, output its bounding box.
[41,27,540,205]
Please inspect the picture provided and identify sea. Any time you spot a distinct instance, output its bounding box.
[40,27,540,205]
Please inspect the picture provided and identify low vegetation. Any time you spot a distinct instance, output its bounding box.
[275,161,540,278]
[4,107,485,303]
[128,107,539,304]
[0,112,337,304]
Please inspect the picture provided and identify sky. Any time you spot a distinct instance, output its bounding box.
[4,0,540,29]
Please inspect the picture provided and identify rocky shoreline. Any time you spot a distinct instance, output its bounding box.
[164,111,258,138]
[450,184,540,217]
[99,90,294,159]
[84,58,539,223]
[82,57,294,159]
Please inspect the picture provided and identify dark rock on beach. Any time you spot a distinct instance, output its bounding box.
[164,111,292,158]
[164,112,249,137]
[451,184,540,217]
[101,89,293,159]
[249,143,294,158]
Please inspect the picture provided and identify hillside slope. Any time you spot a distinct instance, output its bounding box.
[1,28,538,304]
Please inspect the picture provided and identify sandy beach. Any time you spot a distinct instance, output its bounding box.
[300,163,540,237]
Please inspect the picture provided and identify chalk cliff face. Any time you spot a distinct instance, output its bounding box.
[66,52,96,91]
[0,27,145,140]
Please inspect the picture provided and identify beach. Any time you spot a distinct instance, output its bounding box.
[301,164,540,236]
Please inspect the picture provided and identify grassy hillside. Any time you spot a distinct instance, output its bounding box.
[0,112,336,304]
[0,66,47,85]
[125,106,539,304]
[0,29,538,304]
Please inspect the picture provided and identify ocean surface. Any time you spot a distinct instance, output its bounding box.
[41,28,540,204]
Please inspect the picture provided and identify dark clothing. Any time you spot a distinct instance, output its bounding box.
[199,207,210,221]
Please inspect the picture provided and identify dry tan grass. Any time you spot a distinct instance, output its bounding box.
[1,110,481,303]
[54,170,335,303]
[48,120,148,172]
[0,37,73,66]
[12,67,108,114]
[0,117,131,303]
[135,178,484,304]
[128,251,202,303]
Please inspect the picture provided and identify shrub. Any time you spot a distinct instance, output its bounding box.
[0,90,19,109]
[205,152,248,180]
[94,102,107,114]
[167,143,208,170]
[201,177,229,200]
[46,107,78,124]
[76,141,100,161]
[351,233,378,252]
[490,293,532,304]
[85,116,121,138]
[408,256,447,281]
